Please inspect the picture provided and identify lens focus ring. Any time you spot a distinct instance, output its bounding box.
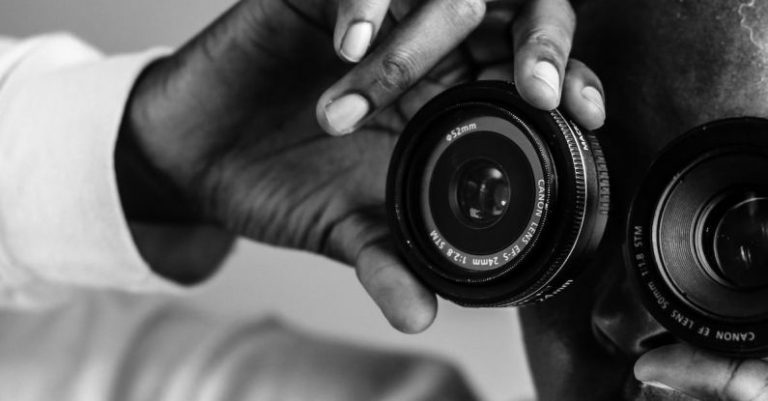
[387,81,609,307]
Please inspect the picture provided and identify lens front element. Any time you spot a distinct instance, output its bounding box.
[454,159,511,229]
[712,196,768,289]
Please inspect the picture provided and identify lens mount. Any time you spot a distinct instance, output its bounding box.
[627,117,768,357]
[387,81,609,306]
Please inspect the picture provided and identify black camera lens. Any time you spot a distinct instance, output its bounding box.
[453,159,510,229]
[628,118,768,357]
[713,197,768,287]
[387,81,609,306]
[700,193,768,289]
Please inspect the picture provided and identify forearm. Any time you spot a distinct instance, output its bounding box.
[0,33,232,305]
[116,63,199,226]
[116,60,236,284]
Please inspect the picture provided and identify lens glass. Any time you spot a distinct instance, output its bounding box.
[426,129,538,256]
[454,160,510,228]
[713,196,768,288]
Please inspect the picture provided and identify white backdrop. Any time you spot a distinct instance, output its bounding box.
[0,1,535,399]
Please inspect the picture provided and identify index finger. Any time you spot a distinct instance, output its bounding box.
[635,343,768,401]
[317,0,487,136]
[512,0,576,110]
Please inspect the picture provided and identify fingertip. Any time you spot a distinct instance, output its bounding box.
[331,0,488,116]
[387,291,437,334]
[316,98,345,137]
[633,351,657,382]
[356,243,438,334]
[334,0,390,63]
[516,79,560,111]
[511,0,574,111]
[561,60,606,129]
[532,60,561,101]
[516,60,561,111]
[338,20,374,63]
[579,86,606,128]
[316,91,370,136]
[373,263,437,334]
[316,96,333,134]
[633,344,685,382]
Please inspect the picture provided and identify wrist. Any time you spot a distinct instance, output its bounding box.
[117,59,236,285]
[116,58,199,224]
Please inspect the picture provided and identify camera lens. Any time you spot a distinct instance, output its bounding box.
[700,194,768,289]
[453,159,510,229]
[713,197,768,286]
[387,81,609,306]
[628,117,768,357]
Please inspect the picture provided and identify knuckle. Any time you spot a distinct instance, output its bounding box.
[374,51,420,93]
[560,3,577,27]
[523,25,572,61]
[355,254,385,286]
[445,0,487,26]
[348,0,382,17]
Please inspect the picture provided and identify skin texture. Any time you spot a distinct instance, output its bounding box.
[121,0,604,336]
[118,0,768,398]
[118,0,768,399]
[318,0,606,134]
[519,1,768,400]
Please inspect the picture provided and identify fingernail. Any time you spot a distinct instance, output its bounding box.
[641,381,676,392]
[532,60,560,97]
[581,86,606,118]
[340,21,373,63]
[324,93,369,135]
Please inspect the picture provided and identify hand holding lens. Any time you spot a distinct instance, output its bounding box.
[387,80,768,356]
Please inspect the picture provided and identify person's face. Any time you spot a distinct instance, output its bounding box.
[519,1,768,400]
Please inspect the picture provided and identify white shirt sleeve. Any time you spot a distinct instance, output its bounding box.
[0,33,230,308]
[0,37,14,55]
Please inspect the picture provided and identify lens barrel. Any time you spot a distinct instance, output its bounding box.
[387,81,609,306]
[627,118,768,357]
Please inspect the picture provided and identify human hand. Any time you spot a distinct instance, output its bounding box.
[318,0,606,135]
[121,0,605,333]
[635,343,768,400]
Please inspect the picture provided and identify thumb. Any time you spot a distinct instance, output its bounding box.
[322,208,437,333]
[356,240,438,334]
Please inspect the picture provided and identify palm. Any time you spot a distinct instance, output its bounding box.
[205,63,468,266]
[148,0,477,266]
[128,0,490,331]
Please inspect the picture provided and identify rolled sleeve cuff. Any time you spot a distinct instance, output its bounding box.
[0,34,181,297]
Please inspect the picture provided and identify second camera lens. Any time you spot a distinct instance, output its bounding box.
[628,117,768,356]
[712,196,768,289]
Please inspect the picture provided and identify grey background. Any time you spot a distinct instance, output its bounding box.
[0,1,535,400]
